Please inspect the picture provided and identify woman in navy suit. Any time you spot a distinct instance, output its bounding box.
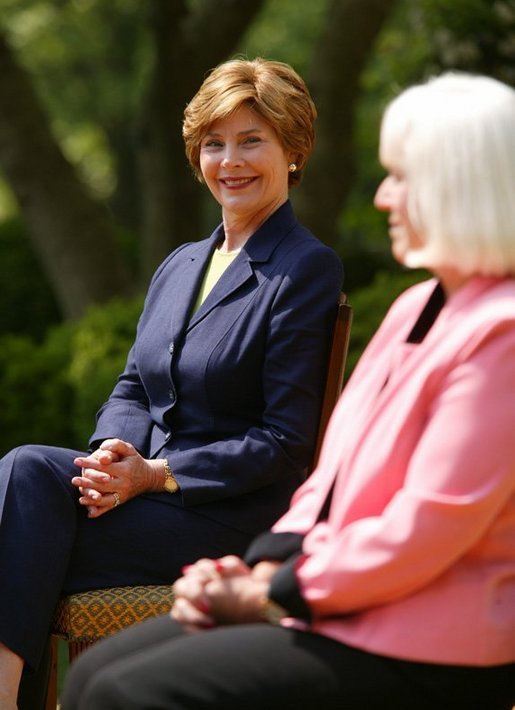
[0,57,342,707]
[63,71,515,710]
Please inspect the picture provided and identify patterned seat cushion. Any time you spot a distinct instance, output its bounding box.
[52,585,175,643]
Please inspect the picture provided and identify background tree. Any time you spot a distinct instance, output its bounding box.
[0,0,513,453]
[294,0,396,247]
[2,0,513,325]
[0,0,395,319]
[0,0,268,316]
[0,28,134,318]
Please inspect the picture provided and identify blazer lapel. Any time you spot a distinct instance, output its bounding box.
[169,228,221,340]
[189,200,298,329]
[188,253,255,328]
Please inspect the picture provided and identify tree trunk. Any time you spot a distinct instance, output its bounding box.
[0,31,134,319]
[295,0,396,248]
[137,0,266,283]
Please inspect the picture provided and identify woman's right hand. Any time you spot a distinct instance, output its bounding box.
[171,558,225,631]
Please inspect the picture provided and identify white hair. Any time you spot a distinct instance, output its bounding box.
[379,72,515,276]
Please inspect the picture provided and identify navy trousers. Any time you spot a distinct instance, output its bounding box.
[0,444,251,671]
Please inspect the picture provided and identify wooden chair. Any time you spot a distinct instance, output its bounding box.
[312,292,352,466]
[45,293,353,709]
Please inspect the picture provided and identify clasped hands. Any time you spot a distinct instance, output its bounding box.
[171,556,280,631]
[72,438,165,518]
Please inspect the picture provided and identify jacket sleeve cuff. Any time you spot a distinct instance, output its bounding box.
[244,531,304,566]
[268,556,312,622]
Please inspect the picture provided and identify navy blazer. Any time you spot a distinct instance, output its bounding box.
[90,201,343,534]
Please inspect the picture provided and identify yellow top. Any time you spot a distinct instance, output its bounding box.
[192,247,240,315]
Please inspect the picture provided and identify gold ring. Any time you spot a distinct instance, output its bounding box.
[113,492,121,507]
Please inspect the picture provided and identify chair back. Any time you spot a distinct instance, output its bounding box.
[312,292,353,468]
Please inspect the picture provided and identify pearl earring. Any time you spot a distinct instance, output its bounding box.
[288,163,297,173]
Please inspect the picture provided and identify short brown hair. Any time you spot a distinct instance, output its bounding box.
[183,57,317,187]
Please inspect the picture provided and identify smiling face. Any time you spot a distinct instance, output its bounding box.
[199,105,294,234]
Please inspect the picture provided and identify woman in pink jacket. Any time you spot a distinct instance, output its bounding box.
[62,72,515,710]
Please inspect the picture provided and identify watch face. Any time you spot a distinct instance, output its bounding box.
[164,478,178,493]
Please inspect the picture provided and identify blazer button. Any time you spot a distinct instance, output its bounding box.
[164,432,171,442]
[168,341,174,354]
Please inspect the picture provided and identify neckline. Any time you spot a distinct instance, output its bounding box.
[406,282,446,344]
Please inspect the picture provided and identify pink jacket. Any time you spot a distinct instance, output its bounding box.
[274,276,515,666]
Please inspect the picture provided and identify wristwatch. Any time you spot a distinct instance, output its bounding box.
[260,596,288,625]
[162,459,179,494]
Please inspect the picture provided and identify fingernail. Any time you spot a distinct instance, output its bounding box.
[198,619,215,629]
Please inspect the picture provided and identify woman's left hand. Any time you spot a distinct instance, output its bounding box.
[72,439,164,518]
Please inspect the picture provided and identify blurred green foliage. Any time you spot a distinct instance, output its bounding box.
[240,0,330,72]
[0,267,432,456]
[0,0,512,450]
[0,326,74,453]
[0,217,61,338]
[68,295,144,444]
[0,295,143,456]
[1,0,150,201]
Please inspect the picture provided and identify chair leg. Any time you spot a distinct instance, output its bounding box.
[44,636,59,710]
[42,638,93,709]
[68,640,94,663]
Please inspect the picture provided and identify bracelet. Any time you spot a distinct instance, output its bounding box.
[259,596,288,625]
